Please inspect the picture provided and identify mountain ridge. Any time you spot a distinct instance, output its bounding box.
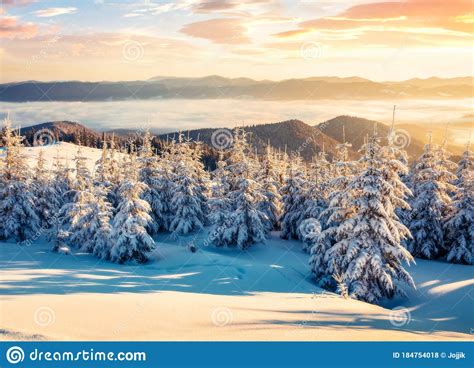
[156,119,346,162]
[14,116,436,162]
[1,75,471,102]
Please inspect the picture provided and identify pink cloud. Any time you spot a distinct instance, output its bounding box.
[0,16,37,39]
[273,0,473,49]
[181,18,251,44]
[1,0,36,6]
[298,0,473,33]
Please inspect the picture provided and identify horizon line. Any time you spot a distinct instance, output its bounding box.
[1,74,472,85]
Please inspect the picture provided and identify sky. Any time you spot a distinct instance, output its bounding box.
[1,0,473,82]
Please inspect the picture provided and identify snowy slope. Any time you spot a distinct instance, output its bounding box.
[1,142,472,341]
[21,142,125,172]
[0,231,472,341]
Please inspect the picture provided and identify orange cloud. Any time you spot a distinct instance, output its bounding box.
[275,0,473,44]
[4,32,201,64]
[0,16,37,39]
[181,18,251,44]
[1,31,205,81]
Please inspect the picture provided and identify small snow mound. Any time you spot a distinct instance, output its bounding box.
[56,246,71,255]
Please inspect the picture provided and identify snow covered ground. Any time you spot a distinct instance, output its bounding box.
[0,231,472,341]
[21,142,124,172]
[1,142,472,341]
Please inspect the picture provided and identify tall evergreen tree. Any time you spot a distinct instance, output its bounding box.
[455,143,472,184]
[280,155,307,240]
[310,134,415,303]
[94,137,112,188]
[258,145,282,231]
[408,135,456,259]
[91,185,114,260]
[0,118,40,241]
[304,148,331,219]
[110,152,155,263]
[209,151,231,227]
[107,135,123,209]
[444,167,473,265]
[33,150,61,229]
[375,126,413,246]
[151,138,178,232]
[60,147,96,250]
[211,128,268,249]
[169,134,209,236]
[138,130,161,234]
[51,150,72,205]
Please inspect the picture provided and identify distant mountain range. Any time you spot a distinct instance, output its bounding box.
[18,115,436,162]
[1,75,472,102]
[157,119,345,162]
[316,116,426,159]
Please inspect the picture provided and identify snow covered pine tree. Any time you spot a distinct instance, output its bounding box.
[0,118,40,242]
[110,150,155,263]
[408,135,456,259]
[211,128,268,249]
[310,133,415,303]
[444,157,473,264]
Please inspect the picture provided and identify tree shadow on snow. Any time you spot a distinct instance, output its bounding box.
[0,239,316,297]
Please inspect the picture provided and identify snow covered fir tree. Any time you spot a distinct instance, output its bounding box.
[407,135,457,259]
[168,134,209,237]
[0,116,472,306]
[210,128,269,249]
[444,144,473,265]
[0,118,40,241]
[309,133,415,303]
[110,149,155,264]
[280,155,308,240]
